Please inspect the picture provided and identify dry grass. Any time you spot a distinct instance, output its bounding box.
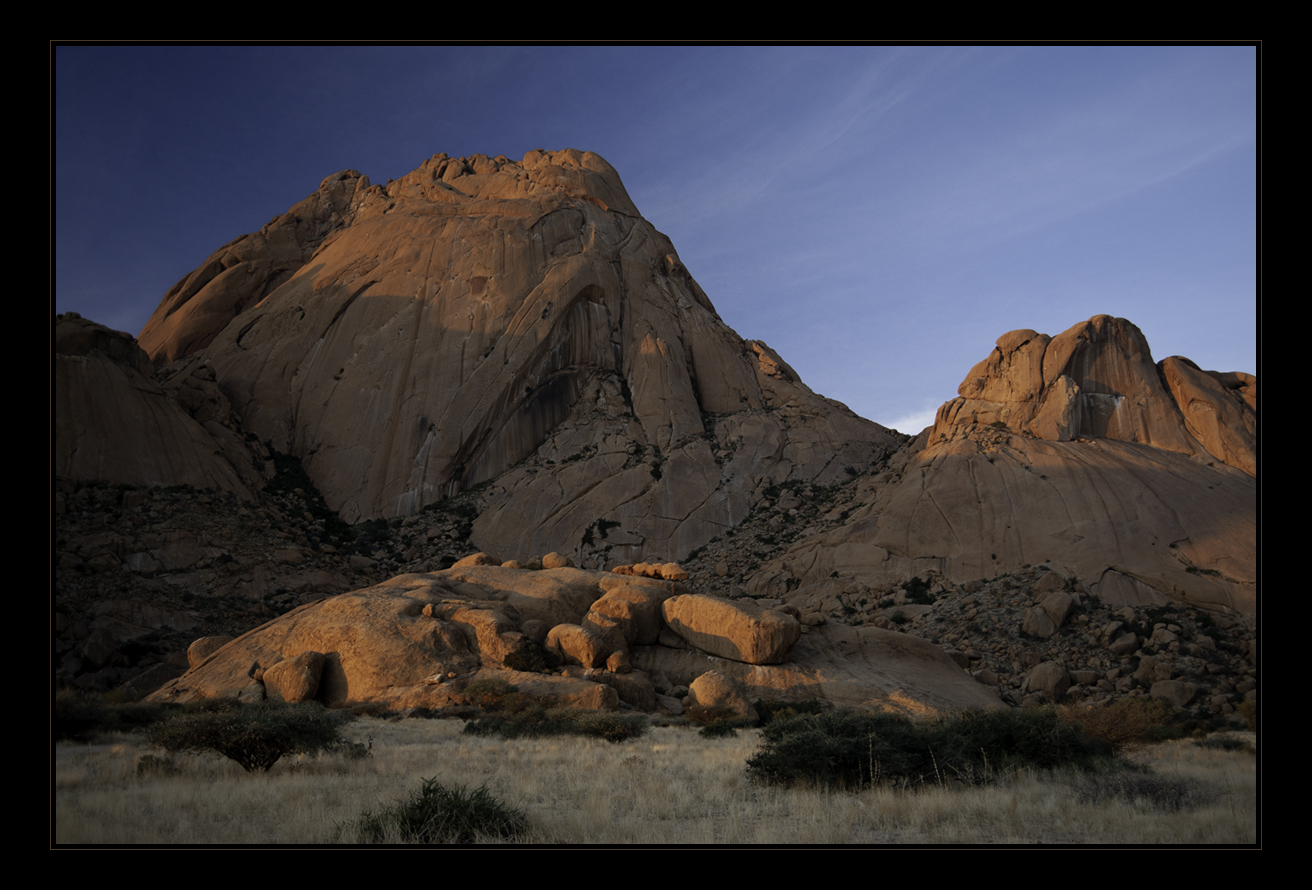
[54,718,1257,845]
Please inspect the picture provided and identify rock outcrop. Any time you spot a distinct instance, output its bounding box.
[747,316,1256,618]
[148,561,1001,715]
[54,314,265,497]
[134,150,900,565]
[935,316,1256,474]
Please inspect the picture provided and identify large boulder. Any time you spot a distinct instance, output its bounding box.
[662,594,801,665]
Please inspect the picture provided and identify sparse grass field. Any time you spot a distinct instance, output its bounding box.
[54,718,1257,845]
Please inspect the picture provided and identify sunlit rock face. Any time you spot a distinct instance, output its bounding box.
[748,316,1256,618]
[138,149,901,563]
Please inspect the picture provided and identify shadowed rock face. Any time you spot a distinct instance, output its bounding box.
[54,314,265,498]
[749,316,1256,617]
[136,149,901,563]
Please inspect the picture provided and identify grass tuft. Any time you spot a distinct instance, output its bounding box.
[341,777,528,844]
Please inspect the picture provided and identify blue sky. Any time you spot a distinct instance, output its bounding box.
[54,45,1257,434]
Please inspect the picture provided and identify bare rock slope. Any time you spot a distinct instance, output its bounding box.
[139,150,900,566]
[55,314,265,498]
[748,316,1257,618]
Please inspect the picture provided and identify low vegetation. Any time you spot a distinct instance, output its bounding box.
[54,694,1256,845]
[144,699,354,773]
[337,777,529,843]
[746,707,1116,790]
[455,678,648,743]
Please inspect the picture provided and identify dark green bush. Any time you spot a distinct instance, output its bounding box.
[345,778,528,843]
[548,709,650,743]
[755,698,828,726]
[699,721,740,739]
[463,707,648,743]
[746,707,1116,790]
[1070,770,1220,811]
[55,690,111,741]
[145,700,354,772]
[55,690,175,741]
[502,641,561,675]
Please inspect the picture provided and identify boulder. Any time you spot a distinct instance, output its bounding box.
[687,670,758,723]
[585,583,676,645]
[187,636,234,669]
[1025,662,1071,702]
[263,651,326,703]
[545,624,612,669]
[662,594,801,665]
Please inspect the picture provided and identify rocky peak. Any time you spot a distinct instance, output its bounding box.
[933,314,1256,476]
[125,149,900,565]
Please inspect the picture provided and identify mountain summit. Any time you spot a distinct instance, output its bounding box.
[135,149,901,563]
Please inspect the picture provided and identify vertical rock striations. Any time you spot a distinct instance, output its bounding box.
[137,150,901,563]
[749,316,1256,617]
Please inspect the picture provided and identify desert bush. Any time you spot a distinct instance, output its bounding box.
[755,698,828,726]
[55,690,175,741]
[145,700,354,772]
[463,707,648,743]
[343,777,528,844]
[502,640,561,674]
[1058,698,1175,752]
[547,709,650,743]
[1070,770,1220,812]
[55,690,111,741]
[699,721,740,739]
[463,678,534,713]
[746,707,1116,790]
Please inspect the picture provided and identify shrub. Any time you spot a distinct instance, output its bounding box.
[548,709,650,743]
[699,721,740,739]
[55,690,111,741]
[145,700,354,772]
[502,641,561,675]
[1057,698,1174,752]
[463,707,648,743]
[754,698,828,726]
[746,707,1116,790]
[345,778,528,843]
[55,690,175,741]
[463,678,533,712]
[1070,771,1220,812]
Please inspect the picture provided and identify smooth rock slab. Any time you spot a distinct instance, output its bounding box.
[662,594,800,665]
